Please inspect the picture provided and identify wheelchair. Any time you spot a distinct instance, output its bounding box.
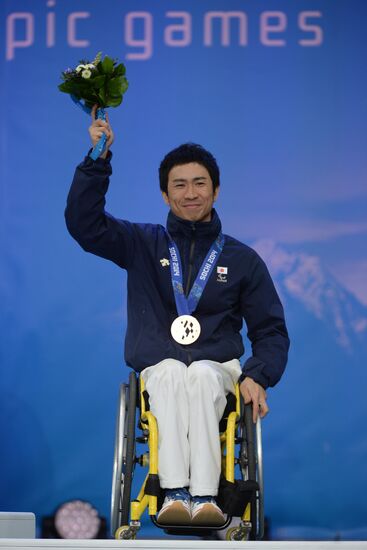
[110,370,264,541]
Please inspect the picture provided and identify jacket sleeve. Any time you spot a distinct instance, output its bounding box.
[65,153,135,269]
[239,252,290,389]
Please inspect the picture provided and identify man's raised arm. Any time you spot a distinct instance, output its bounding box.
[65,107,135,269]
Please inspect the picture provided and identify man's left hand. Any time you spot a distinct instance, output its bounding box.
[239,377,269,423]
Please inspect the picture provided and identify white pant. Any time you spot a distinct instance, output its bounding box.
[141,358,241,496]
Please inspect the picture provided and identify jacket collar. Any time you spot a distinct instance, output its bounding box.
[166,209,222,240]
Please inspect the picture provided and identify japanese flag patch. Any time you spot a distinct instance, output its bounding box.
[216,266,228,282]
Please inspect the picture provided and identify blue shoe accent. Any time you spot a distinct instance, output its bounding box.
[191,495,214,505]
[165,488,191,503]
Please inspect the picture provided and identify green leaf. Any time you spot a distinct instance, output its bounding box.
[106,76,123,94]
[90,75,106,89]
[95,62,104,74]
[120,77,129,94]
[107,96,123,107]
[114,63,126,76]
[108,77,128,96]
[101,55,114,74]
[58,81,76,92]
[98,87,107,107]
[58,82,70,93]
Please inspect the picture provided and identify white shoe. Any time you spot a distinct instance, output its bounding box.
[157,488,191,525]
[191,496,226,526]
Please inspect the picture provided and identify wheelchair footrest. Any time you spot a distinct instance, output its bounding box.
[217,477,259,517]
[151,514,232,534]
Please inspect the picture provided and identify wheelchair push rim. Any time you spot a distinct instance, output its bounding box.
[110,373,137,537]
[240,401,264,540]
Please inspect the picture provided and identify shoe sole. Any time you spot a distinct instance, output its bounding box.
[157,502,191,525]
[191,504,226,526]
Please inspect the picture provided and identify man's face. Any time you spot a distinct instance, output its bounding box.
[162,162,219,223]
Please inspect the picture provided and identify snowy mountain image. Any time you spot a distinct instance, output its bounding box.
[250,240,367,538]
[254,240,367,351]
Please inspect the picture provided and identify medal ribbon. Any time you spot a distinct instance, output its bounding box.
[166,231,225,316]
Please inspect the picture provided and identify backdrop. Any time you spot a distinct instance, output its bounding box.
[1,0,366,540]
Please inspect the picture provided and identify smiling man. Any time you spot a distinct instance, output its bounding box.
[162,162,219,223]
[65,110,289,526]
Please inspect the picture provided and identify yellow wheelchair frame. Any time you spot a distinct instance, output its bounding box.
[111,371,264,540]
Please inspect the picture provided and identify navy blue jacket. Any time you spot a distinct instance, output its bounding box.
[65,154,289,389]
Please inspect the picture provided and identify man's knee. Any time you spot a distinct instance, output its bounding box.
[143,358,186,392]
[188,360,223,389]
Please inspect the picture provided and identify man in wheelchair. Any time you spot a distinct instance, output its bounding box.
[65,108,289,528]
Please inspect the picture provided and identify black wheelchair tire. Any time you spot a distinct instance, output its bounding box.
[243,403,258,539]
[120,372,137,526]
[237,402,258,540]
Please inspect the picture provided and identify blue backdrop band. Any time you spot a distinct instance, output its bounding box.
[70,95,107,160]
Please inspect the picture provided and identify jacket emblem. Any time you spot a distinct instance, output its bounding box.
[217,266,228,283]
[160,258,170,267]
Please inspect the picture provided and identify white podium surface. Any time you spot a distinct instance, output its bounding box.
[0,541,366,550]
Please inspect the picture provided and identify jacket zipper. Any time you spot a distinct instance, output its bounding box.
[185,224,196,365]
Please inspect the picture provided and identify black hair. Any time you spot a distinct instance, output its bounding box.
[159,143,220,194]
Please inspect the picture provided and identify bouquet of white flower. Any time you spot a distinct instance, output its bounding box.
[58,52,128,159]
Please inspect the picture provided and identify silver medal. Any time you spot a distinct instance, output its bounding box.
[171,315,201,345]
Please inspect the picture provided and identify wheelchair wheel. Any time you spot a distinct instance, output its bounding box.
[239,402,264,540]
[110,372,137,537]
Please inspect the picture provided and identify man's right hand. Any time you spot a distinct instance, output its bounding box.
[88,105,114,159]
